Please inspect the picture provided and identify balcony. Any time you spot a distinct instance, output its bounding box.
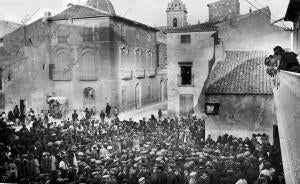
[134,68,145,78]
[146,68,156,77]
[79,70,98,81]
[120,68,132,80]
[178,75,194,87]
[52,70,72,81]
[273,71,300,184]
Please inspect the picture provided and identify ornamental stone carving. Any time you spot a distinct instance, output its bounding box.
[120,45,129,55]
[134,47,141,56]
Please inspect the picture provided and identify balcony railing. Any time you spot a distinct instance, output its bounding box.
[79,70,98,81]
[120,68,132,80]
[273,71,300,184]
[134,68,145,78]
[178,75,194,87]
[52,70,72,81]
[146,68,156,77]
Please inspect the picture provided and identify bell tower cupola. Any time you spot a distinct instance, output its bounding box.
[166,0,188,28]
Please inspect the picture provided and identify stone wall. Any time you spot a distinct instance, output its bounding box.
[167,11,188,28]
[205,94,277,143]
[167,31,215,116]
[217,7,290,50]
[208,0,240,22]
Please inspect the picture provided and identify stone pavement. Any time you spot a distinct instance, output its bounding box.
[118,101,168,122]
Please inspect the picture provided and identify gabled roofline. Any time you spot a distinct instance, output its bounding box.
[47,4,158,32]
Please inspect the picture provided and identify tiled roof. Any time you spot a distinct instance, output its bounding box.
[206,50,273,95]
[49,5,109,20]
[159,22,218,33]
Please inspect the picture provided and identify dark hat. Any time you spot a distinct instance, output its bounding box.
[273,46,284,53]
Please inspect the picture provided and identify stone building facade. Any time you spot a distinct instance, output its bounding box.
[0,0,166,114]
[165,24,220,116]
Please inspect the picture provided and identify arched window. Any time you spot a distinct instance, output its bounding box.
[173,18,178,27]
[81,51,95,72]
[121,24,125,41]
[56,51,69,71]
[79,50,97,80]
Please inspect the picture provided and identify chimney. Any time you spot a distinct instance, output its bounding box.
[42,12,51,24]
[249,7,252,13]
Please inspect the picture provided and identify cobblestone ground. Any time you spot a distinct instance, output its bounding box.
[118,101,168,121]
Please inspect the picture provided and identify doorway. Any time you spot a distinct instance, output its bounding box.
[20,99,26,116]
[83,87,96,109]
[160,80,165,101]
[180,94,193,116]
[273,125,280,146]
[135,83,142,109]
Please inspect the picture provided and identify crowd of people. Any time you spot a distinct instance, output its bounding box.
[0,106,285,184]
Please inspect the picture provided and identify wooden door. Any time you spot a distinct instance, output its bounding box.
[135,84,142,109]
[180,94,193,116]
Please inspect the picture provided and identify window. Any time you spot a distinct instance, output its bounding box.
[79,51,97,81]
[136,30,140,41]
[7,71,12,81]
[82,34,94,42]
[56,52,69,71]
[57,36,68,44]
[178,62,193,86]
[181,35,191,44]
[173,18,178,27]
[121,25,125,41]
[146,32,151,42]
[205,103,220,115]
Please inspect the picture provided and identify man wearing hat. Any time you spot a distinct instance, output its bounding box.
[220,169,238,184]
[157,164,168,184]
[41,152,51,174]
[118,166,129,184]
[59,154,69,178]
[273,45,300,72]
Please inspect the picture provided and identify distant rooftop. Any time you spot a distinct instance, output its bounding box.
[206,50,273,95]
[158,22,218,33]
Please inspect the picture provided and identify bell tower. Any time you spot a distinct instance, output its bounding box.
[166,0,188,28]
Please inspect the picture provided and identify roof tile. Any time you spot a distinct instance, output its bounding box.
[206,50,273,95]
[159,22,218,33]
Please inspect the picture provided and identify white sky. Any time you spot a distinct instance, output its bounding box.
[0,0,291,27]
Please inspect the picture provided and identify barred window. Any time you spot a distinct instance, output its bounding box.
[181,35,191,44]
